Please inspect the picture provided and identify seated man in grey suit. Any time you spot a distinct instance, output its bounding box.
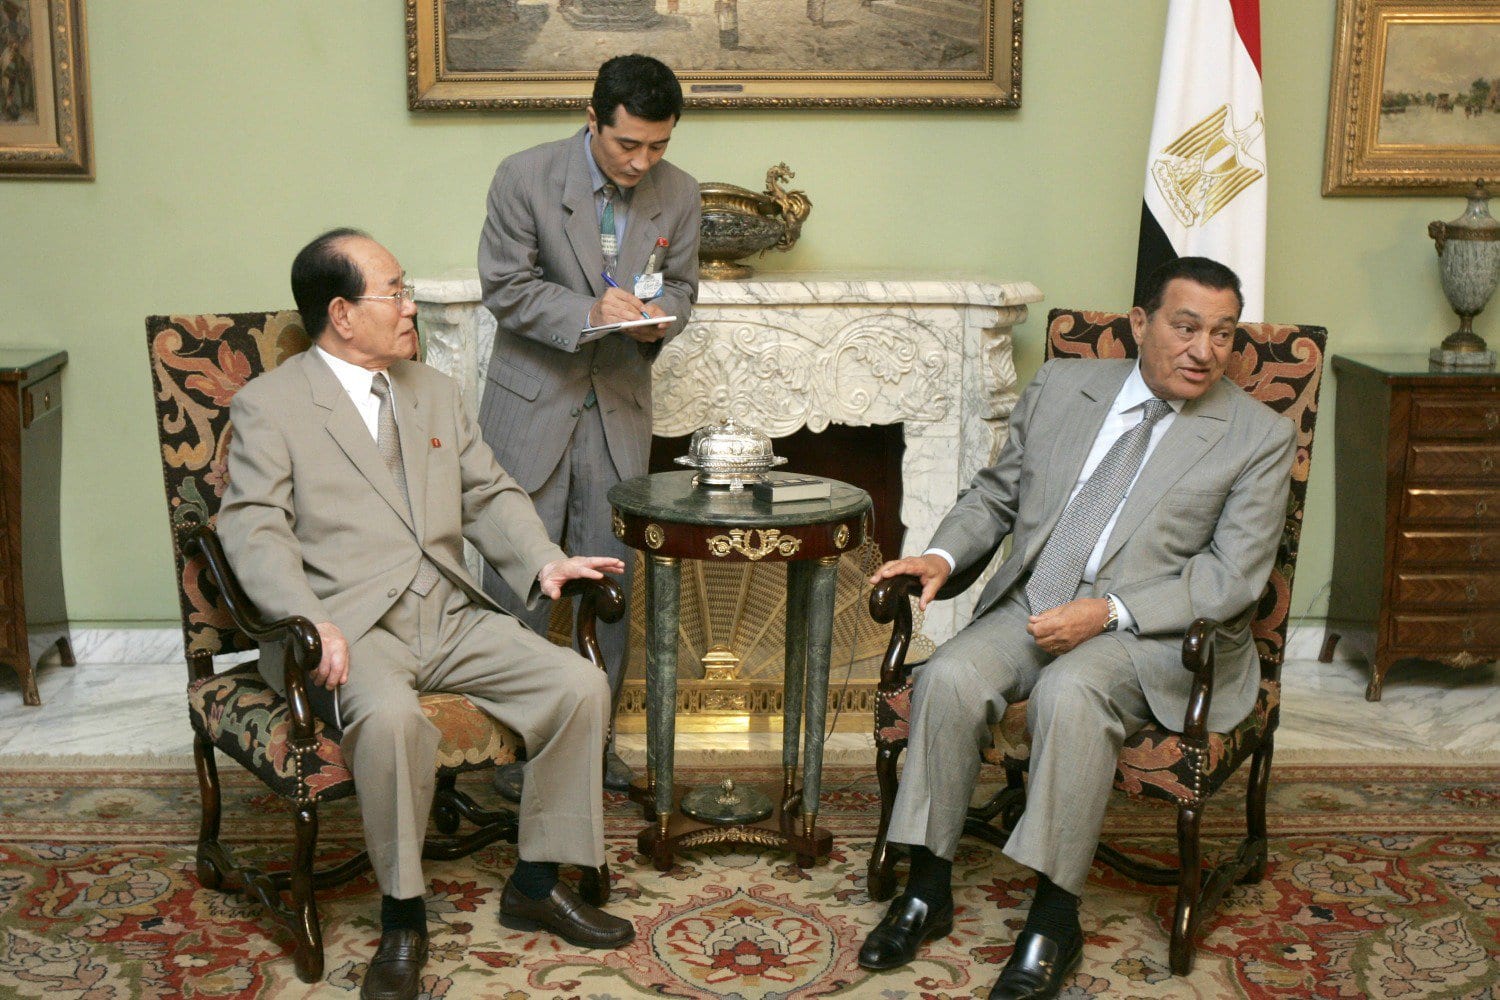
[856,257,1296,1000]
[477,54,701,795]
[219,230,635,1000]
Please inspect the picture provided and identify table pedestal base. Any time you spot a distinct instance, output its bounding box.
[630,781,832,870]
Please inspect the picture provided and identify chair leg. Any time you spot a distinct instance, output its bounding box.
[290,803,325,984]
[192,733,227,891]
[433,773,460,835]
[866,742,903,902]
[1169,803,1203,976]
[1241,736,1273,884]
[578,863,611,906]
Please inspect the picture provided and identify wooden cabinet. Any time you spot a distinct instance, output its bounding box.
[0,350,72,705]
[1323,354,1499,700]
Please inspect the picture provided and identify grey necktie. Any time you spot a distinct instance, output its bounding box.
[370,373,441,596]
[600,181,620,278]
[1025,397,1174,614]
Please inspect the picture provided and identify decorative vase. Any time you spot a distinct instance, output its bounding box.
[697,163,812,280]
[1427,181,1499,369]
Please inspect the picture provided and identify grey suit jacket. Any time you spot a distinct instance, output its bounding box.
[476,128,701,492]
[218,350,566,691]
[929,359,1296,732]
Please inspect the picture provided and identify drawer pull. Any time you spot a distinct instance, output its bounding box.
[1485,456,1497,474]
[1488,409,1499,431]
[43,391,52,411]
[1466,583,1479,601]
[1479,500,1490,517]
[1462,626,1476,644]
[1473,542,1485,560]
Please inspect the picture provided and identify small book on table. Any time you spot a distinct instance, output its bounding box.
[752,474,832,503]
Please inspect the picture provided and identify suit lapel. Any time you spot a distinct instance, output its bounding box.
[1099,378,1232,566]
[617,169,663,283]
[304,351,415,532]
[1032,364,1130,555]
[562,131,608,297]
[389,363,431,539]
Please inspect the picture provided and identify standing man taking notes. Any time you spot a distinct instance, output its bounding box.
[477,54,701,796]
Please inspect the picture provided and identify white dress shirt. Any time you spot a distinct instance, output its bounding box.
[928,364,1183,632]
[315,345,386,442]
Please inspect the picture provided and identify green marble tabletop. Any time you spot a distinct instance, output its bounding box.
[609,471,870,526]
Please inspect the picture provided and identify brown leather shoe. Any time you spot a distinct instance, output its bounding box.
[359,928,427,1000]
[499,877,635,949]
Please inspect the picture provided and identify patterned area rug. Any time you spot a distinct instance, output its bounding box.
[1,762,1496,999]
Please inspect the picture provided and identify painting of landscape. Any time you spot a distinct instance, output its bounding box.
[1377,21,1500,146]
[410,0,1020,109]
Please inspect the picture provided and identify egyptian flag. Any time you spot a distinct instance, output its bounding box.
[1134,0,1266,320]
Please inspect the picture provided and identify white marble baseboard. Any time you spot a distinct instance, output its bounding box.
[32,628,183,666]
[34,622,1358,668]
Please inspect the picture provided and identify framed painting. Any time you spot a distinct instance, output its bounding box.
[1324,0,1500,195]
[407,0,1022,110]
[0,0,90,178]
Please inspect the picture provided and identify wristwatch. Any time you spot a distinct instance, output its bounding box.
[1102,595,1119,633]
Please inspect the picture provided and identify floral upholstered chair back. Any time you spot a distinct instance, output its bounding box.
[1045,309,1327,676]
[147,312,311,662]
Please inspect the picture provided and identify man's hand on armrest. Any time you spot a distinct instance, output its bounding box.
[312,621,349,691]
[538,555,627,600]
[869,553,952,611]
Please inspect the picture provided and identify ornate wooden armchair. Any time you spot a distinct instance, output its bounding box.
[147,311,622,983]
[866,309,1326,974]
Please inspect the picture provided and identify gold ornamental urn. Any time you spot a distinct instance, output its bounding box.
[697,163,812,280]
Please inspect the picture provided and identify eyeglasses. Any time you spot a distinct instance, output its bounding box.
[353,282,416,304]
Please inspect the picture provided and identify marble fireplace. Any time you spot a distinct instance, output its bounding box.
[415,271,1042,730]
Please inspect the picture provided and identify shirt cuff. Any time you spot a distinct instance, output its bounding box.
[923,547,957,573]
[1107,592,1136,633]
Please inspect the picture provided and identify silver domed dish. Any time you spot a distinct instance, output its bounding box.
[674,419,786,489]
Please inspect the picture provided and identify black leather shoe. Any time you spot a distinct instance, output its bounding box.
[492,761,524,803]
[499,877,635,948]
[987,930,1082,1000]
[360,928,427,1000]
[857,893,954,970]
[603,748,636,792]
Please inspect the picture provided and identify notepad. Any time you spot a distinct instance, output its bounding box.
[582,315,678,335]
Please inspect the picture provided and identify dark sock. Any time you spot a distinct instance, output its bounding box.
[904,846,953,907]
[512,859,560,900]
[380,894,426,934]
[1022,874,1080,945]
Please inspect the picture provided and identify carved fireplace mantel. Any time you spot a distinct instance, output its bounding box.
[415,271,1041,647]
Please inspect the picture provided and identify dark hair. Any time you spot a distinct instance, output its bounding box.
[1136,256,1244,317]
[291,228,368,338]
[591,54,683,127]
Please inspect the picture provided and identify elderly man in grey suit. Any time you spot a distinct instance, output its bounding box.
[219,230,637,1000]
[477,53,701,795]
[856,258,1296,1000]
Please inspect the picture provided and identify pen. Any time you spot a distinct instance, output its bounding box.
[601,271,652,320]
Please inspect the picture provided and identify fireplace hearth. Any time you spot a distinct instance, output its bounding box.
[415,271,1041,730]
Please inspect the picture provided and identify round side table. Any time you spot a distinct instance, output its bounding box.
[609,471,872,869]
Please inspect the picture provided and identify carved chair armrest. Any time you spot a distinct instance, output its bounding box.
[1177,617,1220,743]
[181,524,324,743]
[561,574,625,673]
[870,574,923,690]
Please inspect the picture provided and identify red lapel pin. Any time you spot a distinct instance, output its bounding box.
[431,438,441,448]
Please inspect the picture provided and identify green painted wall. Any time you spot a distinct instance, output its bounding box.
[0,3,1478,627]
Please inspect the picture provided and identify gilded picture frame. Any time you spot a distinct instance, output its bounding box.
[407,0,1022,110]
[1323,0,1500,195]
[0,0,91,178]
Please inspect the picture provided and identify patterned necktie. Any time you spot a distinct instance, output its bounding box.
[1024,397,1174,614]
[600,181,620,278]
[370,373,441,596]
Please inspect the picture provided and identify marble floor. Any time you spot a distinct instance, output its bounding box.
[2,650,1496,765]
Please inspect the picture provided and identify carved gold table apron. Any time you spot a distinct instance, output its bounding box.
[609,471,871,869]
